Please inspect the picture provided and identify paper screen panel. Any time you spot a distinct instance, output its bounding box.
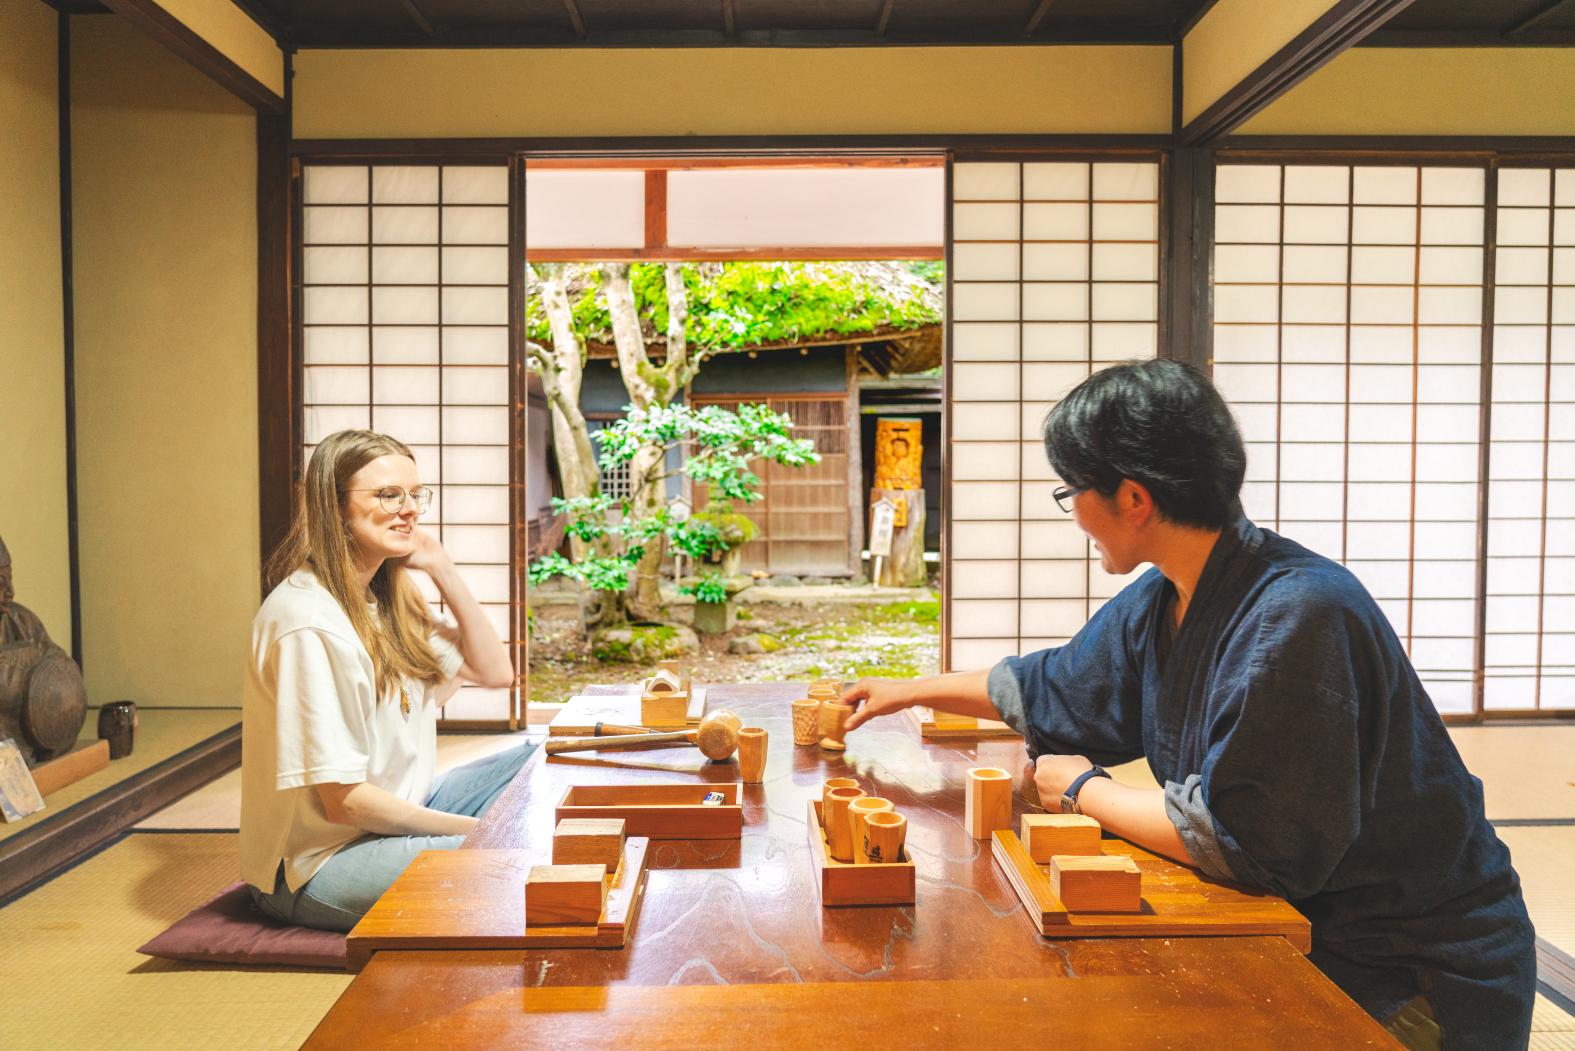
[1485,166,1575,710]
[1213,162,1487,714]
[947,159,1159,670]
[302,163,514,721]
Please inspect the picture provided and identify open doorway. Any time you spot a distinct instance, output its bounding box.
[520,157,946,711]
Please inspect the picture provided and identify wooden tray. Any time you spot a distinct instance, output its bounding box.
[547,688,708,735]
[806,799,916,907]
[991,830,1310,951]
[556,782,743,839]
[906,705,1020,740]
[345,839,651,971]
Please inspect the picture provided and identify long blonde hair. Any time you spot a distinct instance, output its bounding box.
[266,430,446,702]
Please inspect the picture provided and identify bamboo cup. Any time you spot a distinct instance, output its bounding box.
[737,727,767,783]
[824,785,866,862]
[822,777,859,811]
[819,701,855,751]
[847,796,895,864]
[791,698,821,746]
[807,683,839,703]
[864,810,907,864]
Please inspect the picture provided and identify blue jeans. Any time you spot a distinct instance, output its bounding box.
[251,740,536,932]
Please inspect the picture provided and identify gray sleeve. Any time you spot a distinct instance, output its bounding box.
[986,659,1030,738]
[1163,774,1239,883]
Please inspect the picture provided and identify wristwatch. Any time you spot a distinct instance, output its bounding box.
[1060,765,1112,816]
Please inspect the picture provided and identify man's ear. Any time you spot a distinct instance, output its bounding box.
[1119,478,1157,526]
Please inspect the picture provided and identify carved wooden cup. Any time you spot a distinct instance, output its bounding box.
[824,785,866,862]
[821,777,859,811]
[791,698,821,746]
[736,727,767,783]
[847,796,894,864]
[863,810,907,864]
[818,701,854,751]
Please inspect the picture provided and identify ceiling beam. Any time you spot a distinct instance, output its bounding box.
[1024,0,1056,37]
[722,0,735,40]
[876,0,895,38]
[562,0,587,39]
[1179,0,1416,146]
[397,0,436,37]
[1506,0,1575,35]
[96,0,283,113]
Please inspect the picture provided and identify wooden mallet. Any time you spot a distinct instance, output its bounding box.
[545,710,742,761]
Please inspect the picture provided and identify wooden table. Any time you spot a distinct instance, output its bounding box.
[306,684,1399,1049]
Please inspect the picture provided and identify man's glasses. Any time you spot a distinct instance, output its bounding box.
[345,486,434,514]
[1052,485,1085,514]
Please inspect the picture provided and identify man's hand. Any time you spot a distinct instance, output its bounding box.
[842,677,920,732]
[1032,753,1095,813]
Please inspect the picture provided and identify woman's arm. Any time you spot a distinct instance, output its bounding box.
[842,669,995,732]
[405,527,514,689]
[315,781,478,837]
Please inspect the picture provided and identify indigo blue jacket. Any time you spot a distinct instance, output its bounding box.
[990,516,1536,1050]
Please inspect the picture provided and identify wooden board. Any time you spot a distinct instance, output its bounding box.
[806,799,915,907]
[346,839,651,971]
[548,688,708,735]
[905,705,1020,740]
[991,830,1311,951]
[556,782,743,840]
[31,739,110,797]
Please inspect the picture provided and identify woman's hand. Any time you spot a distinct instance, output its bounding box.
[842,677,922,732]
[1031,753,1095,813]
[401,524,452,578]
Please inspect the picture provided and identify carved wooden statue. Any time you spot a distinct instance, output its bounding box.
[869,418,926,586]
[0,535,88,765]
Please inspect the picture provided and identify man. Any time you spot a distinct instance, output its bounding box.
[846,360,1535,1050]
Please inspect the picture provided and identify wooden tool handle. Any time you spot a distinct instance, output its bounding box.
[594,722,652,736]
[545,730,693,755]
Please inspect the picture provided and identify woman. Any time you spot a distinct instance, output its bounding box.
[845,360,1535,1050]
[241,430,526,932]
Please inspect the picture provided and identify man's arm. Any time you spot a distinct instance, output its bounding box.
[1030,755,1195,867]
[842,669,994,732]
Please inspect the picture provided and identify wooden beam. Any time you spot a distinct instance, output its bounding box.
[1178,0,1416,147]
[876,0,895,38]
[257,109,294,585]
[526,155,944,171]
[1024,0,1056,37]
[96,0,284,113]
[526,245,943,263]
[562,0,587,38]
[643,170,667,253]
[722,0,735,40]
[58,12,82,664]
[1506,0,1575,35]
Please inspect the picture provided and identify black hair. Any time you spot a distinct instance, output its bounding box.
[1041,359,1245,531]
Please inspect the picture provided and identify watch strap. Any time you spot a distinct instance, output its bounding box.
[1061,765,1111,815]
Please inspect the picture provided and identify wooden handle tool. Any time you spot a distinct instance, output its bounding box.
[544,711,740,760]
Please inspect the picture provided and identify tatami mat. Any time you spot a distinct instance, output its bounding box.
[1497,826,1575,957]
[135,731,535,830]
[0,831,351,1051]
[1448,725,1575,822]
[2,709,239,842]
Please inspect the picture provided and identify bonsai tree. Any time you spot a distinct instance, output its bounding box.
[528,402,818,635]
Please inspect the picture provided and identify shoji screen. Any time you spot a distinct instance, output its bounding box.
[1486,167,1575,712]
[1212,163,1487,715]
[300,164,515,721]
[947,159,1159,671]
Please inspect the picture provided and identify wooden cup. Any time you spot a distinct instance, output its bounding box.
[791,698,821,746]
[824,785,866,862]
[863,810,907,864]
[822,777,859,812]
[965,766,1013,839]
[818,701,855,751]
[737,727,767,783]
[846,796,895,863]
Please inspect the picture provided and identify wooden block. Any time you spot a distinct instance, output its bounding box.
[526,864,608,926]
[552,818,626,868]
[639,691,689,729]
[30,739,110,797]
[556,783,743,839]
[1021,813,1101,864]
[1050,855,1141,913]
[964,767,1013,839]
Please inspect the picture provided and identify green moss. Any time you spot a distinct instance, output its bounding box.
[736,607,753,621]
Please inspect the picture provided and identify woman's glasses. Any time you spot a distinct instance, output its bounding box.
[344,486,434,514]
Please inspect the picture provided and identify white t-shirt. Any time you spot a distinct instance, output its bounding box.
[240,569,465,894]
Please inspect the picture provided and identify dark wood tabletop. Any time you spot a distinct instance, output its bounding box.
[306,683,1399,1048]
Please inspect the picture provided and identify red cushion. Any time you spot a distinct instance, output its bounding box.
[137,881,347,970]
